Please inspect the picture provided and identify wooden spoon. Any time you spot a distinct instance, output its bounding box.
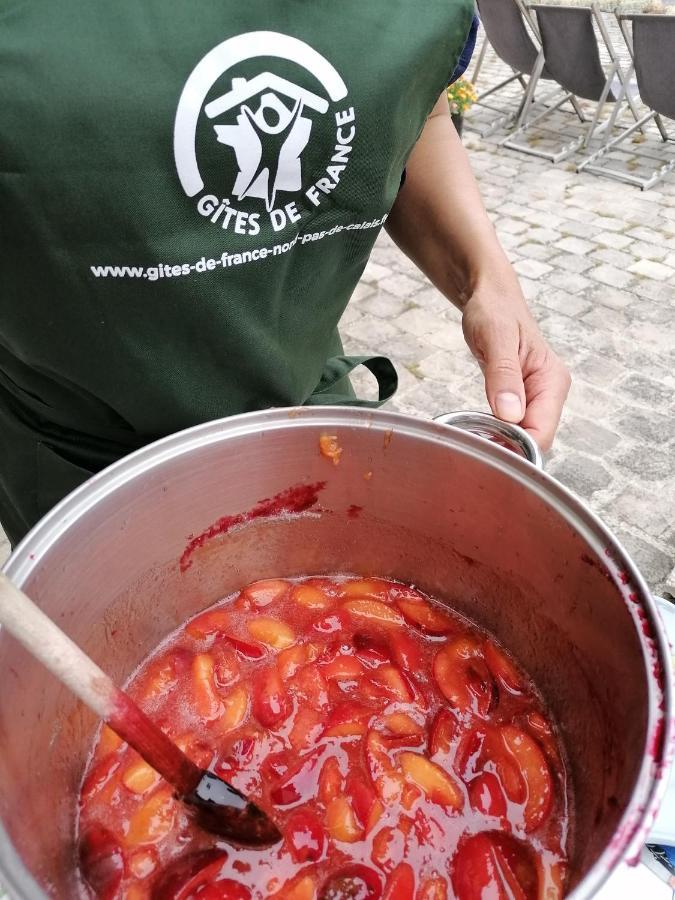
[0,572,281,848]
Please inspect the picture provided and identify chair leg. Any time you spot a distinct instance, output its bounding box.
[464,68,529,138]
[503,84,574,140]
[596,51,674,189]
[612,14,648,135]
[471,33,489,86]
[620,74,645,131]
[501,88,587,161]
[581,63,617,149]
[654,113,670,143]
[582,147,675,191]
[639,157,675,191]
[577,110,654,172]
[593,4,644,133]
[476,71,526,104]
[603,73,629,138]
[513,52,545,130]
[569,96,587,124]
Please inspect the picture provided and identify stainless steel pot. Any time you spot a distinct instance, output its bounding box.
[0,407,671,899]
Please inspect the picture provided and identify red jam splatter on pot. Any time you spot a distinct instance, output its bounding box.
[77,576,570,900]
[179,484,326,573]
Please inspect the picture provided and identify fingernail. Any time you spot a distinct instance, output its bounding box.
[495,392,522,422]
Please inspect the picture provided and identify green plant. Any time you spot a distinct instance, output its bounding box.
[446,77,477,116]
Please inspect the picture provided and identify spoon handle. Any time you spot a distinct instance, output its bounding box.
[0,572,201,795]
[0,572,115,719]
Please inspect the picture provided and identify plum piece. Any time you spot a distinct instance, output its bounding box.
[253,669,291,728]
[318,755,344,805]
[79,825,125,900]
[226,636,266,660]
[484,640,525,694]
[499,725,553,832]
[319,434,342,465]
[247,617,295,650]
[451,833,531,900]
[125,786,177,846]
[122,757,161,795]
[217,685,250,734]
[285,809,327,862]
[212,643,241,689]
[369,665,413,703]
[319,865,382,900]
[398,753,463,811]
[277,642,321,680]
[468,772,507,818]
[195,881,252,900]
[343,600,404,628]
[238,579,289,610]
[292,583,333,611]
[346,772,384,833]
[429,709,457,759]
[322,655,366,682]
[80,754,120,802]
[433,637,494,718]
[186,610,231,640]
[340,579,393,601]
[270,748,323,806]
[192,653,223,721]
[389,632,422,673]
[323,702,373,738]
[313,610,351,635]
[417,877,447,900]
[395,598,455,635]
[271,875,317,900]
[290,663,330,712]
[325,797,363,843]
[382,863,415,900]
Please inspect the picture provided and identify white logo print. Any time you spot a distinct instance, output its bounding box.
[174,31,356,234]
[210,75,324,211]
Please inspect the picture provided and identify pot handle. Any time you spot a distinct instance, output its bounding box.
[434,410,544,470]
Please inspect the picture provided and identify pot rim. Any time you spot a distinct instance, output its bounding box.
[1,405,672,900]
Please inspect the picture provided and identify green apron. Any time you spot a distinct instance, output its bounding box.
[0,0,473,544]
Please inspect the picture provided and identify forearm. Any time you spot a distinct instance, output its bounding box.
[385,94,518,310]
[384,92,570,448]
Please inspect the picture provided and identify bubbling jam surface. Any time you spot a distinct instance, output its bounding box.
[77,577,569,900]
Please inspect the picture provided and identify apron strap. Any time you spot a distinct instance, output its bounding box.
[305,355,398,408]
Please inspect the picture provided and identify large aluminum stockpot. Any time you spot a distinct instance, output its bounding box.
[0,407,671,899]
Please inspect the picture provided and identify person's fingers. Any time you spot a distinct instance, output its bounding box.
[479,320,526,424]
[463,295,570,445]
[520,357,571,451]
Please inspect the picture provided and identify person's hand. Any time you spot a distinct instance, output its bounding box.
[461,275,571,451]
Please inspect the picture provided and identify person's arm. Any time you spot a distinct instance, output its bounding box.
[385,92,571,450]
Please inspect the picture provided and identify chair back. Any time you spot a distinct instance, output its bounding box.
[532,4,615,102]
[477,0,542,74]
[630,14,675,120]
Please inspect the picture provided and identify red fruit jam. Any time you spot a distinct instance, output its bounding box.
[77,577,569,900]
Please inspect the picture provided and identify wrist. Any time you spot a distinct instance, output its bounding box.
[462,266,536,336]
[455,242,519,310]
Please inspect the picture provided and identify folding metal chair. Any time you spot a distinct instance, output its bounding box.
[469,0,561,135]
[577,13,675,190]
[502,3,641,162]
